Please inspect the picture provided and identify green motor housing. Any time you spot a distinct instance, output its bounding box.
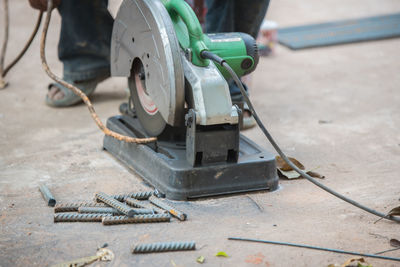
[162,0,259,79]
[204,32,260,79]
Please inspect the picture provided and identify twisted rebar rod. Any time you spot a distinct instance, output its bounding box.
[102,214,171,225]
[132,241,196,254]
[54,202,107,213]
[95,192,137,217]
[78,207,122,215]
[149,196,187,221]
[54,213,110,223]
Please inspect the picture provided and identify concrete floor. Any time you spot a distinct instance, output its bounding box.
[1,0,400,266]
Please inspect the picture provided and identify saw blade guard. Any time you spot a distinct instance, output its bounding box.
[111,0,185,128]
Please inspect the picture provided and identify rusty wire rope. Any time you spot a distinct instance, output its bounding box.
[1,0,44,87]
[41,0,156,144]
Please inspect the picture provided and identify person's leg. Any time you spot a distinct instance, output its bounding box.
[48,0,114,105]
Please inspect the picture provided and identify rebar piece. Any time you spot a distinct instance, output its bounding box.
[54,213,110,223]
[98,191,154,202]
[54,202,107,213]
[38,183,56,207]
[132,241,196,254]
[125,197,167,214]
[78,207,122,215]
[102,214,171,225]
[149,196,187,221]
[95,192,137,217]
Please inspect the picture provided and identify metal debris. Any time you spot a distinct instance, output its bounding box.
[78,207,122,215]
[102,214,171,225]
[54,213,111,223]
[149,196,187,221]
[39,183,56,207]
[132,241,195,253]
[54,202,107,213]
[95,192,137,217]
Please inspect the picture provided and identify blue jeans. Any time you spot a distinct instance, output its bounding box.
[58,0,270,97]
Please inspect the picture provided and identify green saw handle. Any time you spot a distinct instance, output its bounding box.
[162,0,209,66]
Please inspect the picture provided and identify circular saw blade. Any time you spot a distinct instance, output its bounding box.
[129,60,166,136]
[112,0,185,134]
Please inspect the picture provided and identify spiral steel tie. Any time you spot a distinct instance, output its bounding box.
[132,241,196,253]
[95,192,137,217]
[102,214,171,225]
[54,202,108,213]
[54,213,111,223]
[149,196,187,221]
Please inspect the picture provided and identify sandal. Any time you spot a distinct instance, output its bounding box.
[46,74,109,107]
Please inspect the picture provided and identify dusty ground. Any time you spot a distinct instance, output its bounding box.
[1,0,400,266]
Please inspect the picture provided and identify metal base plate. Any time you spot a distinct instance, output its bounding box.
[103,115,279,200]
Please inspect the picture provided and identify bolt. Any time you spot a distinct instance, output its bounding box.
[102,214,171,225]
[132,241,196,254]
[38,183,56,207]
[149,196,187,221]
[95,192,137,217]
[54,202,107,213]
[54,213,111,223]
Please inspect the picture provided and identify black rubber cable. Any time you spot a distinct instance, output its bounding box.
[201,50,400,223]
[228,237,400,262]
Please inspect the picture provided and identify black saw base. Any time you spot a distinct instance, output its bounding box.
[103,115,279,200]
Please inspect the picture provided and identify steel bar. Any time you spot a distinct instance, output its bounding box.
[38,183,56,207]
[125,197,166,214]
[96,191,154,202]
[78,207,122,215]
[54,213,110,223]
[228,237,400,262]
[149,196,187,221]
[132,241,195,254]
[95,192,136,217]
[54,202,107,213]
[102,214,170,225]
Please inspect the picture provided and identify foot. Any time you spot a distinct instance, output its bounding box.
[46,74,109,107]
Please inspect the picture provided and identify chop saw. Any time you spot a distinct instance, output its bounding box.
[103,0,279,200]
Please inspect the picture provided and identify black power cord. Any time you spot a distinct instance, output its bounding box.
[201,50,400,223]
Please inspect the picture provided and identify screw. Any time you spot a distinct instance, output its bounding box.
[54,202,107,213]
[149,196,187,221]
[78,207,122,215]
[54,213,110,223]
[96,192,137,217]
[38,183,56,207]
[132,241,196,254]
[102,214,171,225]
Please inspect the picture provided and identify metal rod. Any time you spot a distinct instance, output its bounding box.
[54,202,107,213]
[96,191,154,202]
[132,241,195,254]
[0,0,9,88]
[54,213,110,223]
[78,207,122,215]
[149,196,187,221]
[102,214,171,225]
[38,183,56,207]
[95,192,136,217]
[228,237,400,262]
[125,197,166,214]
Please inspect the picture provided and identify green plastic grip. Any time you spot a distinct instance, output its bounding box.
[162,0,209,66]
